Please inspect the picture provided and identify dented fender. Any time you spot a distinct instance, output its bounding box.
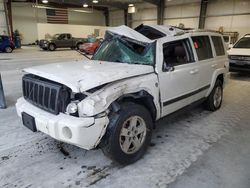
[77,73,161,119]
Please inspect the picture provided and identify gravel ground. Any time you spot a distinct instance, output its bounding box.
[0,47,250,188]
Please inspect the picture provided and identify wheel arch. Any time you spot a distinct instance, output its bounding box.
[110,90,157,127]
[206,69,226,97]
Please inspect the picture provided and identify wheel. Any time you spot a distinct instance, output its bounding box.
[76,43,82,50]
[101,102,153,165]
[48,44,56,51]
[4,46,13,53]
[204,80,223,111]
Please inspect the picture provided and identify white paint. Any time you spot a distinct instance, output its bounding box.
[107,25,152,42]
[16,97,109,150]
[24,60,154,92]
[16,28,228,152]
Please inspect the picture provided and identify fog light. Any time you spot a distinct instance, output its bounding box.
[62,126,72,139]
[66,102,78,114]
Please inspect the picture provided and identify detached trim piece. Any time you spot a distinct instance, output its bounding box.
[163,85,210,106]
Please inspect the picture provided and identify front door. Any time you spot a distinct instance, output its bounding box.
[158,38,200,117]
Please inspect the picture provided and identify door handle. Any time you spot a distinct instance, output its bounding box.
[189,69,199,75]
[211,64,218,68]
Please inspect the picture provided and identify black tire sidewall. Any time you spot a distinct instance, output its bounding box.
[206,80,223,111]
[48,44,55,51]
[106,103,153,165]
[5,46,12,53]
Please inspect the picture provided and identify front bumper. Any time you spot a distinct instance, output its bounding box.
[39,43,48,49]
[16,97,109,150]
[229,60,250,72]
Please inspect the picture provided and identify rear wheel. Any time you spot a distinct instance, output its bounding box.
[48,44,56,51]
[204,80,223,111]
[101,102,153,165]
[4,46,13,53]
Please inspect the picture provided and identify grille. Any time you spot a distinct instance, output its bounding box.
[230,55,250,61]
[22,74,70,115]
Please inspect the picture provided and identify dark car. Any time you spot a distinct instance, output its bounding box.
[39,33,87,51]
[0,35,15,53]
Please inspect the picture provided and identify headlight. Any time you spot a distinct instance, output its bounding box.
[66,102,78,114]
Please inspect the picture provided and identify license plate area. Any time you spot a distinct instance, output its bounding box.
[22,112,37,132]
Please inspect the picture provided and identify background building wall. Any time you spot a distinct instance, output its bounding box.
[12,3,106,44]
[128,0,250,37]
[109,9,125,26]
[0,0,8,35]
[37,23,108,40]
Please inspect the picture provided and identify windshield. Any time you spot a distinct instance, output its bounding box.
[92,33,155,65]
[234,37,250,48]
[52,34,60,39]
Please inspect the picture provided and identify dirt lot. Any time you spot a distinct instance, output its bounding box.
[1,47,250,188]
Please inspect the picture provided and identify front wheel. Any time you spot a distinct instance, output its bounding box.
[101,102,153,165]
[48,44,56,51]
[204,80,223,111]
[4,46,13,53]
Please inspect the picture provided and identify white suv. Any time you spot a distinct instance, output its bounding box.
[228,34,250,72]
[16,25,228,164]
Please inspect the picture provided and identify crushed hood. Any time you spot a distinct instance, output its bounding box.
[24,61,154,93]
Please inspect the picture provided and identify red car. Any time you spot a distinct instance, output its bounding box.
[79,40,101,55]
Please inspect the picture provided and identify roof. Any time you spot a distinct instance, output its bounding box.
[107,25,222,43]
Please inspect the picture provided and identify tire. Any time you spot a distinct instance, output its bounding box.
[48,44,56,51]
[76,43,82,50]
[204,80,223,111]
[4,46,13,53]
[101,102,153,165]
[42,48,47,51]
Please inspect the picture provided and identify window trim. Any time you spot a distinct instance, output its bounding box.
[162,38,195,72]
[191,35,214,61]
[211,35,225,57]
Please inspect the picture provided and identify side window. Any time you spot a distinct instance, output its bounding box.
[163,39,194,70]
[192,36,213,61]
[66,34,71,39]
[211,36,225,56]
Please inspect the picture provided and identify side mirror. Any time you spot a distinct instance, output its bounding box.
[163,62,175,72]
[228,44,233,49]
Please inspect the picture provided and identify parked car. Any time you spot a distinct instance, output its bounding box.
[0,35,15,53]
[16,25,228,164]
[79,39,102,55]
[228,34,250,72]
[39,33,87,51]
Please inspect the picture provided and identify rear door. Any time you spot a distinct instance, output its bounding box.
[158,37,200,116]
[191,34,226,99]
[191,34,217,98]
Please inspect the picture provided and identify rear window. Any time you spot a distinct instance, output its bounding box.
[211,36,225,56]
[234,37,250,48]
[192,36,213,61]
